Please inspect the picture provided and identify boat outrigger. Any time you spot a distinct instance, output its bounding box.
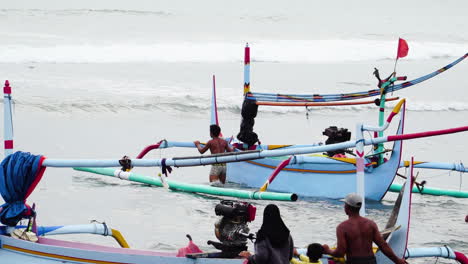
[1,135,468,263]
[2,76,468,263]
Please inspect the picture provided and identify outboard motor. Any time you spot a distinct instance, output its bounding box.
[207,200,256,258]
[322,126,351,157]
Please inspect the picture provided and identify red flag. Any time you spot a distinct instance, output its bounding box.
[396,38,409,59]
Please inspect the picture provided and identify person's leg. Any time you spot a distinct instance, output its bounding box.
[210,174,220,182]
[219,166,227,184]
[209,166,221,182]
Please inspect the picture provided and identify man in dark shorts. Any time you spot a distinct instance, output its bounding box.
[322,193,407,264]
[194,125,233,184]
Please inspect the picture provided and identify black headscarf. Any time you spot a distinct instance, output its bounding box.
[256,204,290,248]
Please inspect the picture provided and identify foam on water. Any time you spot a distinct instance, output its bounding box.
[8,96,468,114]
[0,40,466,64]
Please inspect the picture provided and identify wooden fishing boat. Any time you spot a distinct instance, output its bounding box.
[224,44,468,199]
[1,152,467,263]
[0,231,243,263]
[2,83,468,263]
[226,98,406,200]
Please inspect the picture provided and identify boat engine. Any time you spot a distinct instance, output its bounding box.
[323,126,352,157]
[207,200,256,258]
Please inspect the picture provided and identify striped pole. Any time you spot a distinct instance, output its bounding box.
[377,76,398,164]
[364,99,405,132]
[259,156,292,192]
[3,80,14,157]
[355,123,366,215]
[243,43,250,95]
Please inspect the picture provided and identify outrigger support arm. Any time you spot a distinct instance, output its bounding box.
[8,223,130,248]
[41,125,468,168]
[364,99,405,132]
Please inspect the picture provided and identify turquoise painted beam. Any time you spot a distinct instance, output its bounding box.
[389,183,468,198]
[74,167,298,202]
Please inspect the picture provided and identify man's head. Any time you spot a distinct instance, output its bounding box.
[210,124,221,138]
[307,243,324,262]
[344,193,362,214]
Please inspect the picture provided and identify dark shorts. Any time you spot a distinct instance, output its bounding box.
[346,256,376,264]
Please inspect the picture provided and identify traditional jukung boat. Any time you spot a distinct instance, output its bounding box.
[2,78,468,263]
[1,144,468,263]
[224,44,468,198]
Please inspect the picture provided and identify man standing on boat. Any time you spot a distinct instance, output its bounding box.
[322,193,407,264]
[194,124,233,184]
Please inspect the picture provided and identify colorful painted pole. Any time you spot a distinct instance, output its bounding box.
[355,122,366,215]
[210,74,223,137]
[254,97,399,106]
[376,76,398,164]
[211,75,219,127]
[389,183,468,198]
[259,156,292,192]
[3,80,14,157]
[359,99,406,215]
[364,99,405,132]
[399,161,467,172]
[10,224,130,248]
[41,125,468,168]
[74,167,298,202]
[243,43,250,95]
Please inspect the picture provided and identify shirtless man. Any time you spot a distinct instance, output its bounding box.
[194,125,233,184]
[323,193,407,264]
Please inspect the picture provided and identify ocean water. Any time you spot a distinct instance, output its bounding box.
[1,0,468,260]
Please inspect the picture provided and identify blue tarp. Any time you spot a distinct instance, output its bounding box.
[0,151,44,226]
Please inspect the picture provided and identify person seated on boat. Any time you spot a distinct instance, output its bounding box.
[322,193,407,264]
[291,243,325,264]
[194,124,233,184]
[239,204,294,264]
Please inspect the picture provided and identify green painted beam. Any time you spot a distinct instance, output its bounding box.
[74,167,298,202]
[389,183,468,198]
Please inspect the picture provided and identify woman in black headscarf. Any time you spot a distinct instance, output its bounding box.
[239,204,294,264]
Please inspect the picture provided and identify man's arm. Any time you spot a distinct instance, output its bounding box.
[372,222,407,264]
[226,143,234,152]
[194,140,210,154]
[324,224,347,258]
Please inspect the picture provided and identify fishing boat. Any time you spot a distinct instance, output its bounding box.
[1,139,468,263]
[222,44,467,198]
[2,78,468,262]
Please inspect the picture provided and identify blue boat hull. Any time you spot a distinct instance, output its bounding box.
[227,114,404,201]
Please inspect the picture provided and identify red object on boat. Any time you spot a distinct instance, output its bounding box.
[176,235,203,257]
[455,251,468,264]
[397,38,409,59]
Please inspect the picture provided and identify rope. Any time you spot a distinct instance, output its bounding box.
[459,161,464,191]
[443,245,450,258]
[91,220,109,236]
[118,156,133,172]
[161,158,172,177]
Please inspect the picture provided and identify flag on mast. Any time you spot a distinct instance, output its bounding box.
[396,38,409,59]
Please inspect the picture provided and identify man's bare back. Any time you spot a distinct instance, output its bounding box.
[206,137,229,154]
[324,193,407,264]
[337,216,376,258]
[194,137,232,155]
[194,125,233,184]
